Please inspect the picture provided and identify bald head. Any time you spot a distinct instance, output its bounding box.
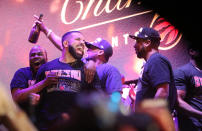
[29,45,46,57]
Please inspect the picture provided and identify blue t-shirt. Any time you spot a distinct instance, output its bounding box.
[135,53,177,112]
[174,62,202,130]
[96,63,123,94]
[10,67,35,115]
[35,58,90,130]
[10,67,35,90]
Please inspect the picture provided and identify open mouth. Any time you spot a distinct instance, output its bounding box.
[34,61,41,66]
[77,48,84,55]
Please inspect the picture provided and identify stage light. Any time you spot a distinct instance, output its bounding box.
[50,0,61,13]
[16,0,24,3]
[0,45,3,61]
[133,57,144,75]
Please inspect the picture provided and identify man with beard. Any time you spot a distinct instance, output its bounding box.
[174,44,202,131]
[34,15,96,84]
[10,45,57,118]
[35,31,93,131]
[129,27,177,113]
[34,16,122,95]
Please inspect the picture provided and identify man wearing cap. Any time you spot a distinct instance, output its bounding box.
[35,17,122,97]
[129,27,177,112]
[85,38,123,95]
[34,16,121,94]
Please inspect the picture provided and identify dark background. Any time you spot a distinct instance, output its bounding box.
[140,0,201,47]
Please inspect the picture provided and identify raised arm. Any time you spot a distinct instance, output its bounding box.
[34,15,63,51]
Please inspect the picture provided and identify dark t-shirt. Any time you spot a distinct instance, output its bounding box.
[174,62,202,130]
[35,58,90,130]
[96,63,122,94]
[10,67,35,115]
[10,67,35,90]
[135,53,177,112]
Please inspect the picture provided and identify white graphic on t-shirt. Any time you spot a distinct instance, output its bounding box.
[45,70,82,93]
[28,80,36,86]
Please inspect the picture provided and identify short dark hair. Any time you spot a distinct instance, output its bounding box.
[150,38,161,49]
[187,42,199,51]
[61,31,81,45]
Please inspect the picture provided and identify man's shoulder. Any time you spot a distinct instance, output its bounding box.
[154,53,169,61]
[148,53,170,65]
[46,58,59,65]
[98,63,121,74]
[179,62,192,69]
[176,63,197,77]
[11,67,32,83]
[15,67,31,74]
[98,63,116,70]
[41,58,59,67]
[176,62,192,72]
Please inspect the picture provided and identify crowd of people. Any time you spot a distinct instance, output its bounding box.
[1,15,201,131]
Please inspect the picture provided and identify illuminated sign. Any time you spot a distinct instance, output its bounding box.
[61,0,132,24]
[61,0,152,30]
[150,14,182,50]
[61,0,182,50]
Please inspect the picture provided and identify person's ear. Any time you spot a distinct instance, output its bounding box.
[63,41,68,48]
[189,48,196,56]
[144,39,151,47]
[44,50,48,62]
[98,50,104,56]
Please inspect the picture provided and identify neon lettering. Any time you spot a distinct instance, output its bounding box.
[61,0,132,24]
[112,36,118,47]
[123,34,129,45]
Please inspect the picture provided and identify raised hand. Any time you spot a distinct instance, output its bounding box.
[33,14,47,33]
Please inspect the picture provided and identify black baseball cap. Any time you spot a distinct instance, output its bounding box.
[129,27,161,40]
[85,38,113,60]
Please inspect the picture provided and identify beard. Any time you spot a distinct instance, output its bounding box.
[136,47,146,59]
[69,45,83,60]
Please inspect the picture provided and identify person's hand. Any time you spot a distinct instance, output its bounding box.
[84,60,96,83]
[29,93,40,106]
[129,84,136,102]
[33,14,47,33]
[44,72,58,86]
